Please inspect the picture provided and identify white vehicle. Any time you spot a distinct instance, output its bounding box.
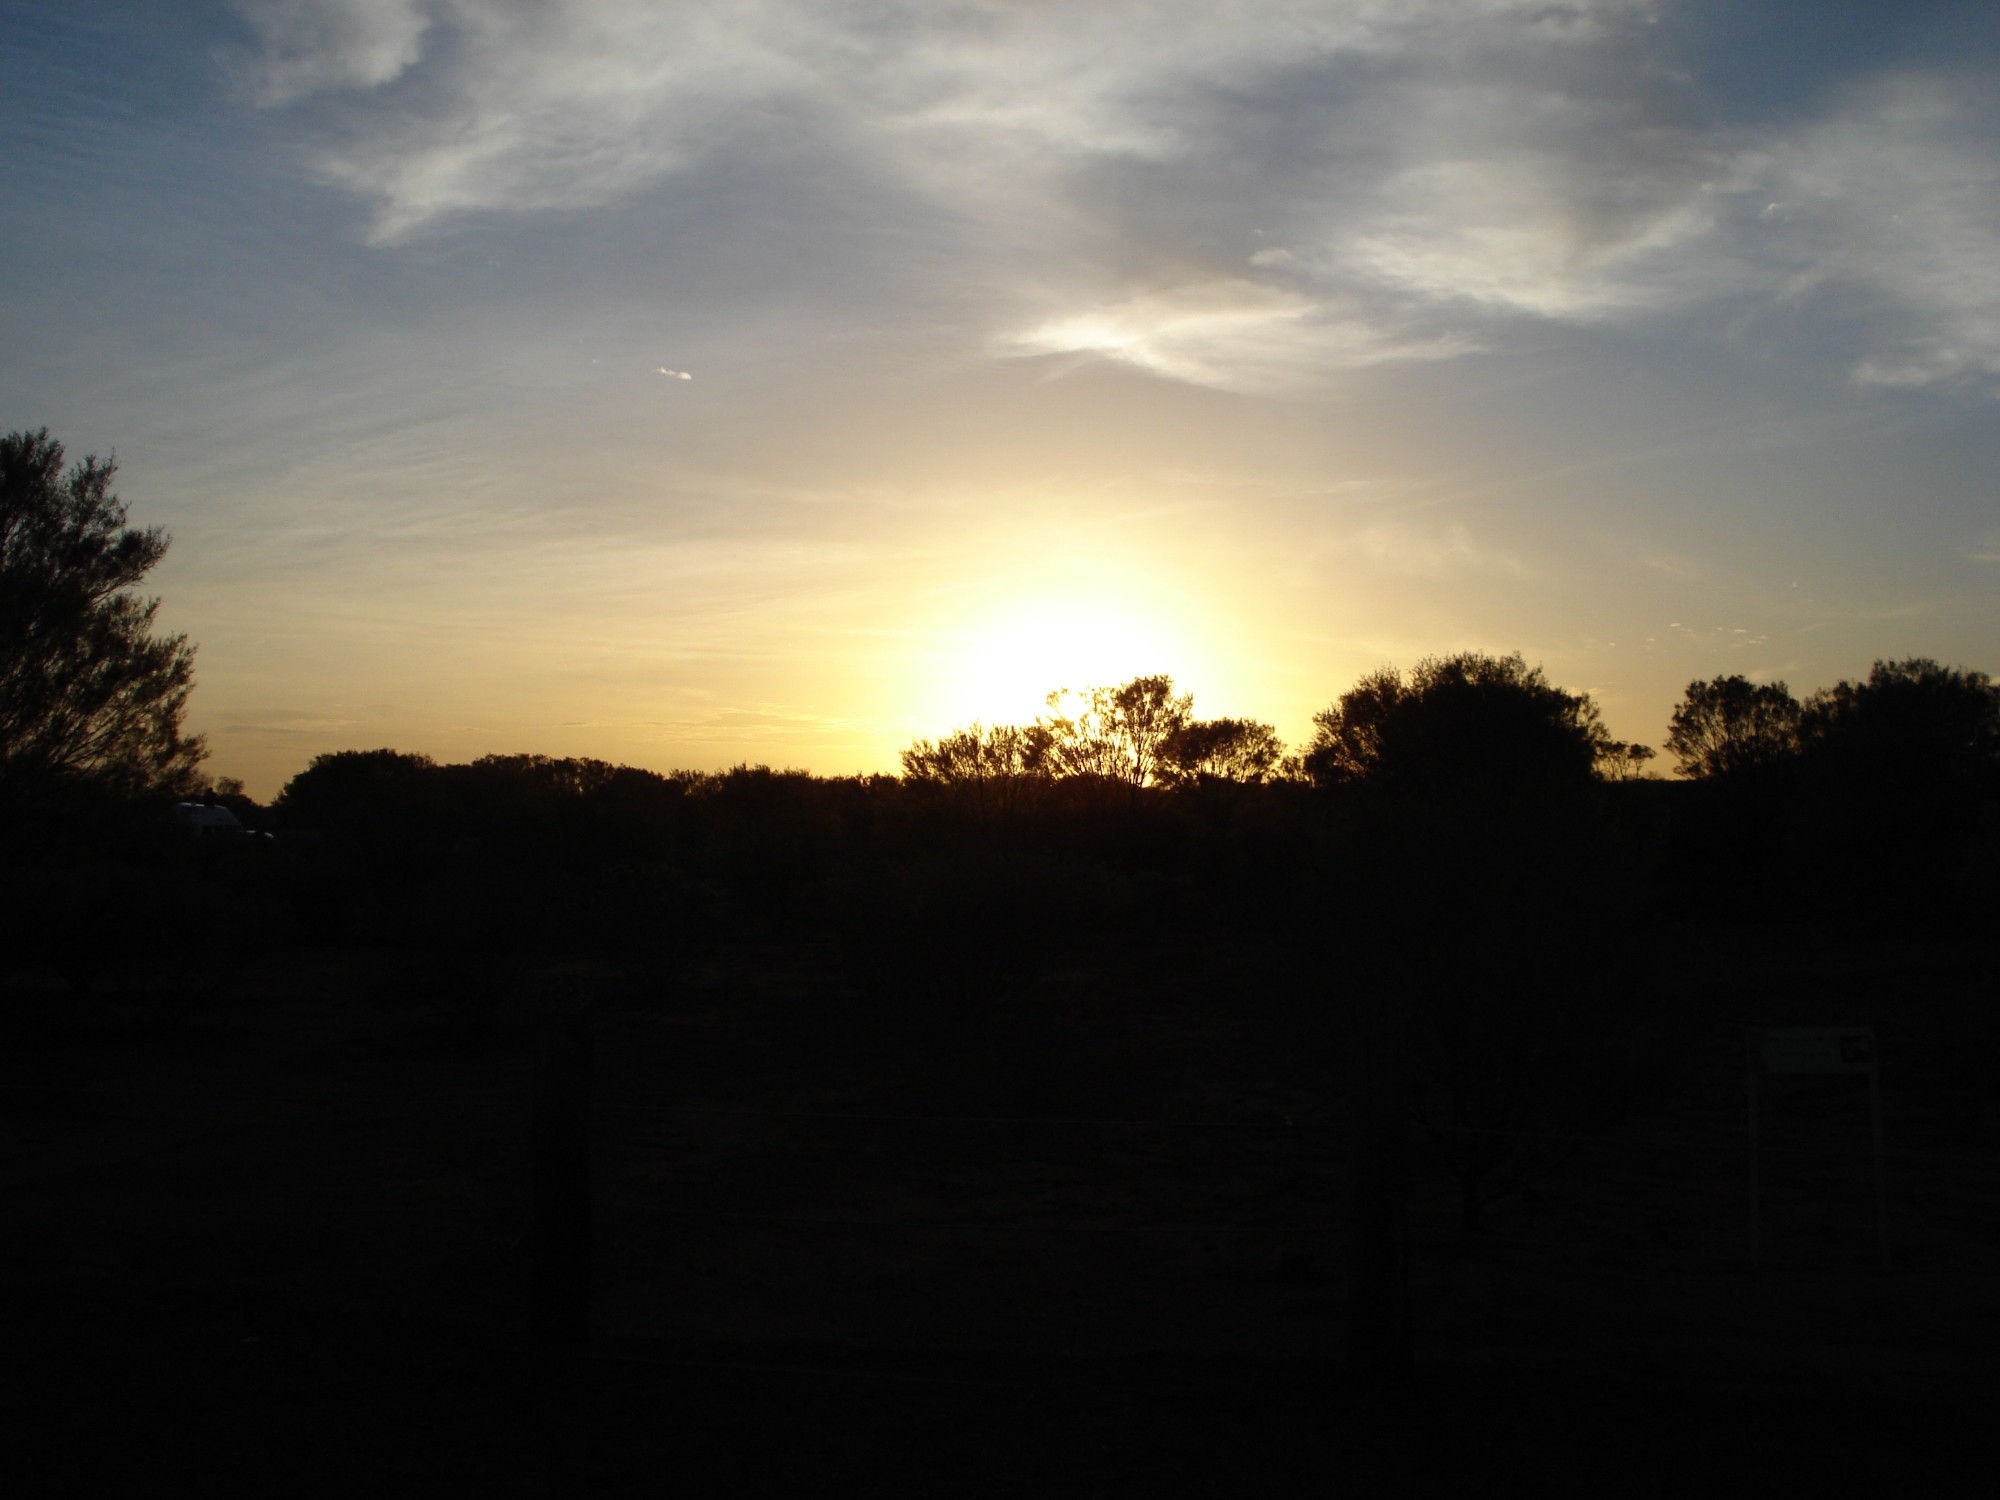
[171,801,272,842]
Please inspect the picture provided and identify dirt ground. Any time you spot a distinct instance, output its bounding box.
[6,928,1994,1490]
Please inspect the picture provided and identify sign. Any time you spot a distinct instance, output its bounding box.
[1755,1026,1876,1075]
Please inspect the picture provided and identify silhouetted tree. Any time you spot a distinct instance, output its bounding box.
[1790,658,2000,911]
[1798,658,1999,793]
[1596,741,1658,781]
[1665,675,1801,780]
[0,429,204,798]
[899,722,1055,782]
[1302,651,1610,795]
[899,722,1056,843]
[1157,716,1285,786]
[272,748,439,837]
[1040,674,1192,786]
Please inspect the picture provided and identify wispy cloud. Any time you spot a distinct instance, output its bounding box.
[232,1,2000,396]
[1336,521,1532,580]
[1007,280,1477,391]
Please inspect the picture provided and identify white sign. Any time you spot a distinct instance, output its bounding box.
[1757,1026,1876,1075]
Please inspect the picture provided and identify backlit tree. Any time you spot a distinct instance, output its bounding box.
[0,429,204,797]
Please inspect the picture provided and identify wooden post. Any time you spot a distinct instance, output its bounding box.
[532,981,593,1346]
[1347,990,1410,1389]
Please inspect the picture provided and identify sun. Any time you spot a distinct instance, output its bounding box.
[924,594,1210,732]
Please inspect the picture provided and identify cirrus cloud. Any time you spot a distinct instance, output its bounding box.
[231,0,2000,396]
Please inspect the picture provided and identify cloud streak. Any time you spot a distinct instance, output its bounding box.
[232,0,2000,396]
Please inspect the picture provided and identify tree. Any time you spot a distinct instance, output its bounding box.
[271,747,439,835]
[1798,658,1999,793]
[1665,675,1801,780]
[1157,716,1286,786]
[1596,741,1658,781]
[0,429,204,797]
[1040,674,1192,786]
[1302,651,1610,795]
[899,722,1054,783]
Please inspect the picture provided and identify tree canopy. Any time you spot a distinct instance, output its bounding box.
[1156,717,1285,786]
[1039,675,1193,786]
[901,675,1287,793]
[1301,651,1611,795]
[1799,658,2000,795]
[0,429,204,798]
[1665,675,1802,780]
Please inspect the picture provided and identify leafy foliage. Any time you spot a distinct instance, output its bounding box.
[1038,674,1193,786]
[1799,657,2000,794]
[900,722,1055,782]
[1666,675,1802,780]
[1157,716,1286,786]
[1302,651,1610,795]
[903,676,1287,796]
[0,429,204,797]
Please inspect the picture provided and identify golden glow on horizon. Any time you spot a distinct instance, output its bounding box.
[921,587,1220,734]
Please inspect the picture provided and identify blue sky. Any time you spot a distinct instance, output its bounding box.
[5,1,1997,795]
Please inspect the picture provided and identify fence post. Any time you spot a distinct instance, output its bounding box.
[1347,988,1410,1390]
[532,979,593,1346]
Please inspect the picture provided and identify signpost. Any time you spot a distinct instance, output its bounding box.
[1745,1026,1890,1270]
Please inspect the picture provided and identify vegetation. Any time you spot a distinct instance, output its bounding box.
[1300,651,1612,794]
[1666,675,1802,781]
[0,429,204,801]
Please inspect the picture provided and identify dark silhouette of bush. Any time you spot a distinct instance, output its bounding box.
[1157,716,1285,787]
[1302,651,1611,796]
[1793,658,2000,911]
[1798,658,1999,794]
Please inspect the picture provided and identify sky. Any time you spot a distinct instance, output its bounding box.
[5,0,1998,799]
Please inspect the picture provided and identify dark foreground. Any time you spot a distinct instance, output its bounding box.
[8,931,1995,1493]
[16,1335,1984,1493]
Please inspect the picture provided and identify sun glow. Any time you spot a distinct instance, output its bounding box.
[922,592,1217,734]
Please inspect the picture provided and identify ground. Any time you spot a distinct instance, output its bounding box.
[5,924,1994,1490]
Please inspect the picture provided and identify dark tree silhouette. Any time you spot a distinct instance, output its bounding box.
[1302,651,1610,794]
[1157,716,1286,786]
[1665,675,1801,780]
[1596,741,1657,781]
[1039,674,1193,786]
[902,675,1200,791]
[0,429,204,797]
[899,722,1055,782]
[1799,657,1999,793]
[272,747,440,836]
